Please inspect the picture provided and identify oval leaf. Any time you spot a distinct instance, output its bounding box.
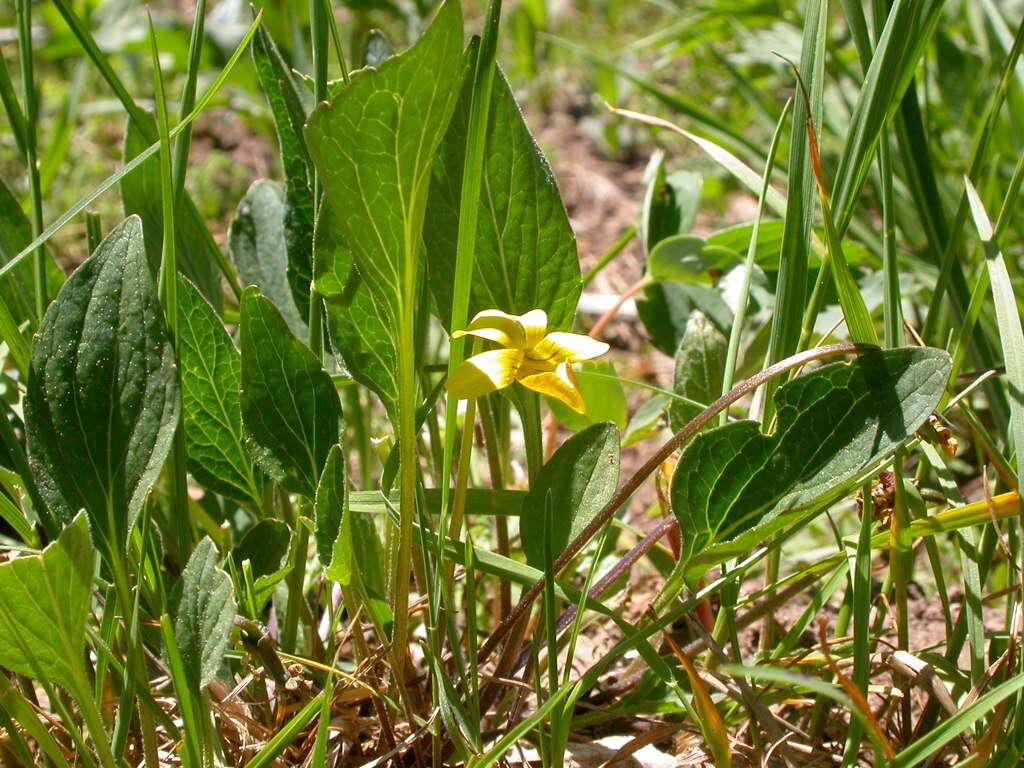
[175,538,237,692]
[669,311,726,431]
[26,215,180,556]
[425,55,581,330]
[521,422,620,570]
[229,180,307,338]
[178,277,263,504]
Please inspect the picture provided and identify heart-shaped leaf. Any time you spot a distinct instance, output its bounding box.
[239,287,341,496]
[26,215,180,556]
[177,277,263,505]
[175,537,236,692]
[672,347,951,584]
[648,235,712,284]
[0,513,93,692]
[520,422,620,570]
[424,54,581,330]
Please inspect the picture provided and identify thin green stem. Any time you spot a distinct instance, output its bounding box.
[15,0,46,324]
[721,100,791,424]
[149,14,192,564]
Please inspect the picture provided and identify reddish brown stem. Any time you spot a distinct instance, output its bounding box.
[588,276,650,339]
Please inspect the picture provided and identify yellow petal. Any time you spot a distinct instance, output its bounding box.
[451,309,548,350]
[519,309,549,349]
[520,362,586,413]
[528,332,609,365]
[446,349,523,399]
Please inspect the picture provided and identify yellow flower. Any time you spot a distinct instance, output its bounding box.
[446,309,609,413]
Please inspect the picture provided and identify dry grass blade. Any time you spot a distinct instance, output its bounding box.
[816,619,895,762]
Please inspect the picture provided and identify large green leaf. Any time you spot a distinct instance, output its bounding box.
[313,203,398,414]
[304,0,464,321]
[229,180,307,338]
[252,26,315,320]
[177,277,263,504]
[0,514,93,691]
[424,56,580,330]
[520,422,620,569]
[672,347,951,584]
[120,114,221,309]
[239,287,341,496]
[669,311,726,431]
[175,538,237,692]
[26,216,179,555]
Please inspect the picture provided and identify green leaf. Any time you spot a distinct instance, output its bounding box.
[26,216,179,556]
[547,361,628,433]
[177,277,263,504]
[232,519,291,612]
[233,520,291,583]
[702,221,877,274]
[672,347,951,584]
[229,180,307,338]
[639,153,702,253]
[313,203,398,414]
[0,513,93,691]
[120,113,222,310]
[520,422,620,570]
[332,508,392,632]
[636,282,732,356]
[305,0,464,324]
[669,311,726,432]
[252,25,315,320]
[0,176,63,329]
[965,179,1024,497]
[239,287,341,496]
[314,444,346,570]
[175,537,236,692]
[424,55,581,330]
[647,235,710,284]
[623,394,670,448]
